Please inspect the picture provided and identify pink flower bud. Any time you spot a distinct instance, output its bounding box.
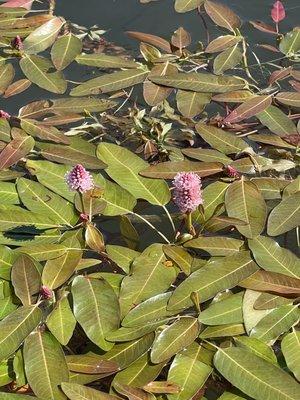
[80,213,89,222]
[0,110,11,119]
[271,1,285,23]
[40,285,53,300]
[12,35,23,50]
[226,165,240,179]
[172,172,203,214]
[65,164,94,193]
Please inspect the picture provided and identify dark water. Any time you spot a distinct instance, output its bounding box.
[1,0,299,114]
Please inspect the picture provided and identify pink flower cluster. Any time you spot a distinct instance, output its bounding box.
[12,35,23,51]
[0,110,11,119]
[172,172,203,214]
[65,164,94,193]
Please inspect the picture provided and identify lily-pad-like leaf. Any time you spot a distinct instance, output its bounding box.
[267,191,300,236]
[196,123,248,154]
[24,330,69,400]
[72,275,120,351]
[251,305,300,344]
[214,347,300,400]
[198,292,243,325]
[46,294,76,345]
[168,252,258,311]
[70,69,148,96]
[97,143,170,206]
[151,317,200,363]
[248,236,300,279]
[149,72,247,93]
[20,55,67,94]
[51,33,82,70]
[281,330,300,381]
[0,305,41,360]
[17,178,77,226]
[225,178,266,239]
[167,342,212,400]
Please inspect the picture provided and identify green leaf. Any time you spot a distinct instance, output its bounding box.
[279,28,300,56]
[256,106,298,137]
[213,43,242,75]
[0,63,14,95]
[46,294,76,345]
[204,0,241,31]
[0,305,41,361]
[225,179,266,239]
[225,95,272,124]
[17,178,77,226]
[0,119,11,143]
[24,330,69,400]
[149,72,247,93]
[151,317,200,363]
[206,35,241,53]
[200,323,245,338]
[106,319,168,342]
[234,336,277,365]
[20,55,67,94]
[248,236,300,279]
[144,63,177,106]
[267,192,300,236]
[51,33,82,70]
[122,293,173,328]
[168,252,258,311]
[38,137,105,169]
[176,90,211,118]
[11,254,41,305]
[140,161,223,179]
[72,275,120,351]
[18,243,67,261]
[251,177,289,200]
[21,119,70,144]
[242,289,273,334]
[50,97,117,114]
[214,347,300,400]
[0,359,13,387]
[42,241,82,289]
[174,0,203,13]
[119,244,177,317]
[251,305,300,344]
[97,143,170,206]
[0,135,35,170]
[61,382,117,400]
[198,292,243,325]
[167,342,212,400]
[0,209,58,231]
[23,16,65,54]
[106,245,140,274]
[182,148,231,165]
[196,123,248,154]
[254,292,291,310]
[281,329,300,381]
[70,69,148,96]
[184,236,243,256]
[163,245,192,275]
[275,92,300,108]
[76,53,138,68]
[0,182,19,205]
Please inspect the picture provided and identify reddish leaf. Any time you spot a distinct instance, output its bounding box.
[271,1,286,23]
[0,135,34,170]
[224,95,273,124]
[269,67,291,86]
[126,31,171,52]
[1,0,34,9]
[249,20,277,35]
[289,80,300,92]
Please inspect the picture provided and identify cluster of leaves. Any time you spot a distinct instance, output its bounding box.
[0,0,299,399]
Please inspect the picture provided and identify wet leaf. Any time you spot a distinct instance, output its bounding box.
[72,275,120,351]
[126,31,171,52]
[24,330,69,400]
[51,33,82,70]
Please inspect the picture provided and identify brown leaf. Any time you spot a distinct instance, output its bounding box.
[3,79,31,98]
[249,20,277,35]
[204,0,241,31]
[171,27,191,51]
[0,134,34,170]
[126,30,171,52]
[224,95,273,123]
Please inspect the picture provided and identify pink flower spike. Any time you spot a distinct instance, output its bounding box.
[226,165,240,179]
[65,164,94,193]
[271,1,286,23]
[40,285,53,300]
[0,110,11,119]
[12,35,23,51]
[172,172,203,214]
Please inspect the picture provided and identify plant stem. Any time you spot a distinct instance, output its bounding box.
[49,0,56,15]
[130,212,170,244]
[162,205,176,233]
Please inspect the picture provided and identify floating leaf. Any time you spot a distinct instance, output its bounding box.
[176,90,211,118]
[0,305,41,360]
[275,91,300,107]
[24,330,69,400]
[256,105,298,137]
[168,252,257,311]
[20,119,70,144]
[225,179,266,239]
[184,236,243,256]
[213,43,242,75]
[61,382,118,400]
[281,330,300,381]
[126,31,171,52]
[76,53,138,69]
[214,347,300,400]
[174,0,203,13]
[97,143,170,206]
[72,275,120,351]
[23,16,65,54]
[248,236,300,278]
[267,192,300,236]
[150,72,247,93]
[144,63,177,106]
[279,28,300,56]
[3,78,31,98]
[0,135,34,170]
[0,209,58,231]
[51,33,82,70]
[20,55,67,94]
[0,63,15,95]
[224,95,272,124]
[163,245,192,275]
[206,35,241,53]
[204,1,241,31]
[151,317,200,363]
[70,69,148,96]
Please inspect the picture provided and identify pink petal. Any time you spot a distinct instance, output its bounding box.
[1,0,34,10]
[271,1,286,23]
